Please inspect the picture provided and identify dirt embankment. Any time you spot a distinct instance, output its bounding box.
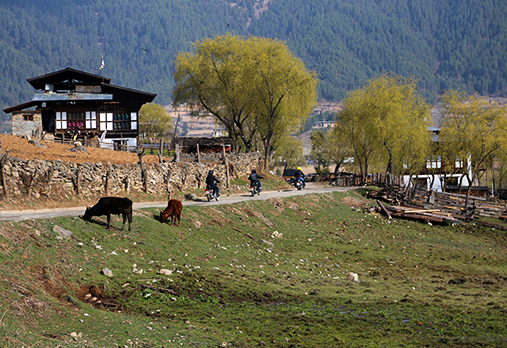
[0,134,167,210]
[0,134,162,165]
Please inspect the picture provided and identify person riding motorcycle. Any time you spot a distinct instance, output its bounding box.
[206,170,221,197]
[294,167,305,187]
[248,169,263,191]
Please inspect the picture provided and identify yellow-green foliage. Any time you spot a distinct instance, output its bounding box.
[439,91,507,181]
[172,34,317,169]
[335,74,431,179]
[138,102,174,142]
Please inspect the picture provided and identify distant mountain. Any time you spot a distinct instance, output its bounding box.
[1,0,506,132]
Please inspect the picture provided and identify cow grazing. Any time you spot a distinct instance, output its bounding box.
[160,199,183,226]
[83,197,133,231]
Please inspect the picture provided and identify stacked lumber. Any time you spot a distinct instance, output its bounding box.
[366,185,404,205]
[410,189,507,219]
[369,184,507,222]
[376,200,462,224]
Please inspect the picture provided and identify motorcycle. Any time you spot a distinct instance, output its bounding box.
[250,182,262,196]
[205,185,220,202]
[294,178,305,191]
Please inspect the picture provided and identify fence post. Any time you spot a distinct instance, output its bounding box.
[143,166,148,193]
[0,145,9,199]
[175,144,180,162]
[159,138,164,163]
[104,169,110,196]
[166,169,173,199]
[75,168,81,195]
[125,171,131,195]
[222,145,230,190]
[196,144,201,163]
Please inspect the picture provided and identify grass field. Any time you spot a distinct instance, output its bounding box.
[0,187,506,347]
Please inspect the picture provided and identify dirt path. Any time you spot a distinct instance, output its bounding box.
[0,183,356,222]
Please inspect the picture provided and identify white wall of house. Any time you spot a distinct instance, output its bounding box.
[99,137,137,150]
[403,151,474,192]
[402,174,471,192]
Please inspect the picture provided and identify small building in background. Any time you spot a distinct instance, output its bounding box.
[402,127,475,193]
[174,136,234,154]
[2,67,156,149]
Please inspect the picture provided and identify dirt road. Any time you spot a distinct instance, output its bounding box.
[0,183,356,222]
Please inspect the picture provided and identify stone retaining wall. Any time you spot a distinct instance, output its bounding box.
[0,152,264,200]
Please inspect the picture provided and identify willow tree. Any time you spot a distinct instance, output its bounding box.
[335,74,430,182]
[172,34,317,168]
[439,90,507,208]
[312,128,353,175]
[334,89,378,182]
[364,75,430,177]
[172,34,257,151]
[273,133,305,170]
[248,37,318,170]
[138,103,174,143]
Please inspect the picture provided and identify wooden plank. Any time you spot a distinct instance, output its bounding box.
[401,209,442,214]
[377,200,392,219]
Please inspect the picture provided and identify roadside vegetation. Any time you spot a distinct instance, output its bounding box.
[0,187,506,347]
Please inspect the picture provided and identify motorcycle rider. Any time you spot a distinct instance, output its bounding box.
[294,167,305,187]
[248,169,263,191]
[206,170,221,197]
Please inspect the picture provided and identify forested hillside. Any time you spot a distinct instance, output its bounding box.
[1,0,506,132]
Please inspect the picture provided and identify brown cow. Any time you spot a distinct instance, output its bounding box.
[160,199,183,226]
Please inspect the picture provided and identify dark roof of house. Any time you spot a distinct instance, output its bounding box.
[3,101,38,114]
[102,83,156,101]
[27,67,111,89]
[3,67,156,113]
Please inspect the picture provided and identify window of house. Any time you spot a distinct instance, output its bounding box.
[113,113,130,130]
[131,112,137,130]
[23,114,34,121]
[68,112,85,130]
[68,111,84,120]
[56,111,67,130]
[99,112,113,131]
[99,112,137,131]
[85,111,97,129]
[455,157,464,168]
[426,156,441,169]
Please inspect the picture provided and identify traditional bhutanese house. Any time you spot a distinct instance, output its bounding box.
[2,67,156,149]
[402,126,473,192]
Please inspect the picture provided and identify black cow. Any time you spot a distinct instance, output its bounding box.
[83,197,133,231]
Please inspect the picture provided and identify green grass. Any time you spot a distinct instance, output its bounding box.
[0,189,506,347]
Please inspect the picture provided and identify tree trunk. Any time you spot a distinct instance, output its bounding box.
[464,172,474,210]
[385,145,393,179]
[333,157,346,175]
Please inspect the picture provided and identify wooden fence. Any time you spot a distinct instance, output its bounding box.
[43,134,234,165]
[328,172,404,187]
